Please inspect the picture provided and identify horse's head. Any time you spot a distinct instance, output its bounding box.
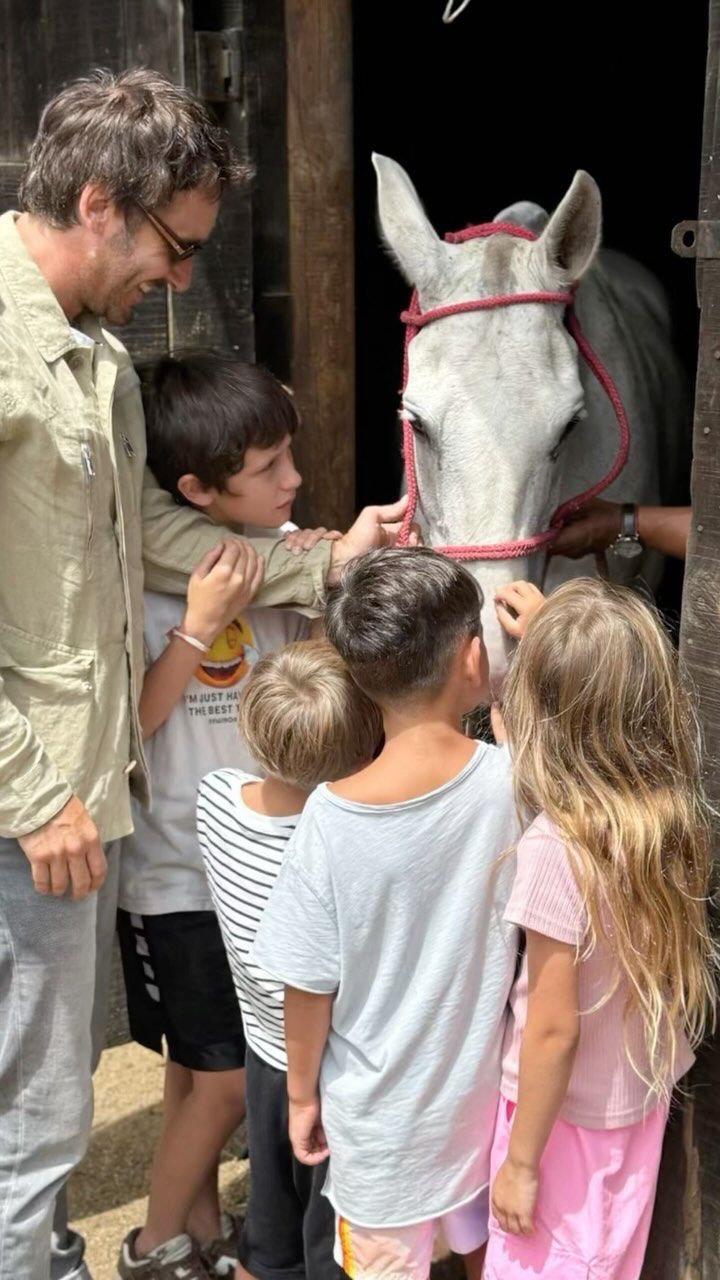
[374,154,602,685]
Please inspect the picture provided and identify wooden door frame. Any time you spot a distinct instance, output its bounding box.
[284,0,355,531]
[643,5,720,1274]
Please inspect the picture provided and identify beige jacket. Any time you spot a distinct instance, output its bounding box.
[0,211,331,841]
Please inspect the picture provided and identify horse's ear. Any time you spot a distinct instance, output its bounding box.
[536,171,601,283]
[373,153,447,290]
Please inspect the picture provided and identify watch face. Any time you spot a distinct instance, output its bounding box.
[612,538,642,560]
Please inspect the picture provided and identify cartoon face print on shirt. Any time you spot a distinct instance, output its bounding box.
[195,617,261,688]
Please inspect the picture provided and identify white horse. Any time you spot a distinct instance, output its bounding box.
[373,154,688,680]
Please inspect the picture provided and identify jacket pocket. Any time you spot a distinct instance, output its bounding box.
[0,624,96,794]
[40,426,97,583]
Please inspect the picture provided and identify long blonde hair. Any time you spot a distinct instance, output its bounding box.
[503,578,716,1098]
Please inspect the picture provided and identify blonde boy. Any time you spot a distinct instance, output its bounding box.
[197,641,381,1280]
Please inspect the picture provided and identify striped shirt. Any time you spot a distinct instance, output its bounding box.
[196,767,300,1070]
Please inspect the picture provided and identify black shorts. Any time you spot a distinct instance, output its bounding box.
[241,1047,342,1280]
[117,907,246,1072]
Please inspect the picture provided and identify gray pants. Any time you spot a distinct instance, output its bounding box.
[0,838,120,1280]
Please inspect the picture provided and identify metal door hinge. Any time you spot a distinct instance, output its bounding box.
[195,29,243,103]
[671,220,720,259]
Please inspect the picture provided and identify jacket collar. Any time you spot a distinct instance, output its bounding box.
[0,211,97,362]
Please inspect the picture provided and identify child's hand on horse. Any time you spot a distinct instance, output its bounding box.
[495,581,545,640]
[327,496,421,582]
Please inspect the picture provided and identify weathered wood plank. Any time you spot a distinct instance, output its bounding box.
[122,0,183,78]
[118,290,172,364]
[0,0,126,159]
[650,3,720,1275]
[168,132,254,358]
[0,0,182,363]
[245,0,292,381]
[0,162,23,212]
[0,0,183,162]
[641,1105,692,1278]
[284,0,355,530]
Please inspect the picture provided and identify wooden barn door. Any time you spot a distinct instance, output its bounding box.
[642,4,720,1276]
[0,1,255,363]
[0,0,355,530]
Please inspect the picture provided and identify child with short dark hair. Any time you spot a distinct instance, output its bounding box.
[253,546,520,1280]
[117,352,332,1280]
[197,640,382,1280]
[141,353,301,516]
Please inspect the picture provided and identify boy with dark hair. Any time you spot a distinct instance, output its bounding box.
[254,548,519,1280]
[116,353,331,1280]
[140,354,301,508]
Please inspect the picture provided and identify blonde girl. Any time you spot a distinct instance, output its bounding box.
[486,578,716,1280]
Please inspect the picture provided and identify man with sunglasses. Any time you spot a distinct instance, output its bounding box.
[0,68,408,1280]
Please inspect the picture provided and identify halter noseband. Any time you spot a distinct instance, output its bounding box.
[395,221,630,559]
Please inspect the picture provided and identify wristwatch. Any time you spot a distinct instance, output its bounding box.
[609,504,642,560]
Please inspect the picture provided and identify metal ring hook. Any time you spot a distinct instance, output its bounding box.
[442,0,473,22]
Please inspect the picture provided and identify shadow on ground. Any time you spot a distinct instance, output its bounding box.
[70,1102,248,1218]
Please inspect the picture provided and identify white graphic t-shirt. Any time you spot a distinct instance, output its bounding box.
[119,588,309,915]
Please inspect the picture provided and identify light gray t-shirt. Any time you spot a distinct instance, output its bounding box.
[253,741,519,1228]
[119,590,308,915]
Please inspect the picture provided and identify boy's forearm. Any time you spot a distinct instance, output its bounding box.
[508,1024,579,1170]
[139,635,204,738]
[285,986,334,1104]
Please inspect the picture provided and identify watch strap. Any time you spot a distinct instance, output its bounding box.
[619,503,638,540]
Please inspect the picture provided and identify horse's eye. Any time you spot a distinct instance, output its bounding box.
[549,412,582,462]
[402,408,429,441]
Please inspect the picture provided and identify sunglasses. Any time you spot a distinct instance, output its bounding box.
[136,200,204,262]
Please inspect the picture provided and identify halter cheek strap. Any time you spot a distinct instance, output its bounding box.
[395,221,630,559]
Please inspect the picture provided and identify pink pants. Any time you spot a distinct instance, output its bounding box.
[484,1097,668,1280]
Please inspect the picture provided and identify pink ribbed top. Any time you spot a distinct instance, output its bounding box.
[501,814,694,1129]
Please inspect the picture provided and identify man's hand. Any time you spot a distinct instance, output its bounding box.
[284,527,342,555]
[328,496,420,584]
[18,795,106,900]
[183,539,264,647]
[495,581,546,640]
[550,498,622,559]
[288,1096,330,1166]
[491,1156,539,1237]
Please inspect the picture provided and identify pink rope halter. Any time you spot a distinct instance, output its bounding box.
[396,221,630,558]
